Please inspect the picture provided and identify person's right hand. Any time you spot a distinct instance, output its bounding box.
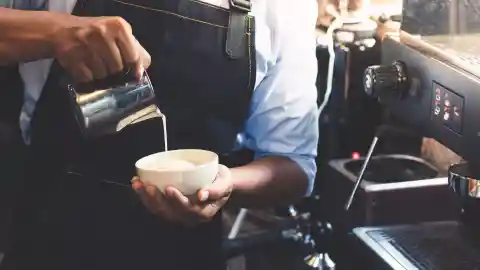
[51,16,151,82]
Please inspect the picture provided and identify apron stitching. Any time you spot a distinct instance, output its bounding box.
[247,16,253,91]
[113,0,228,28]
[65,171,131,188]
[79,0,86,10]
[188,0,230,13]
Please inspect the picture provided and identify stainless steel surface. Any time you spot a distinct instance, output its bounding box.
[70,72,162,138]
[330,154,444,191]
[353,227,418,270]
[304,253,336,269]
[449,162,480,242]
[449,162,480,199]
[353,221,480,269]
[402,34,480,80]
[402,0,480,36]
[345,135,379,210]
[398,0,480,86]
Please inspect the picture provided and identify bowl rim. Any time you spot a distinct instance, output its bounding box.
[135,149,219,172]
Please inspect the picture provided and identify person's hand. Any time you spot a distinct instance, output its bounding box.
[131,165,233,227]
[51,16,150,82]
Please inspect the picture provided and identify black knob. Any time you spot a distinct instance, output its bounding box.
[363,61,410,99]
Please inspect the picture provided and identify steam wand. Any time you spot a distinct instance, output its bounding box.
[344,131,379,211]
[344,125,416,210]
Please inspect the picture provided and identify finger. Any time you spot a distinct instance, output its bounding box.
[163,188,207,226]
[325,4,341,18]
[164,186,190,207]
[142,185,168,215]
[198,165,232,202]
[116,31,139,70]
[95,36,124,74]
[71,63,94,83]
[131,176,143,190]
[140,47,151,69]
[146,185,183,222]
[136,64,144,82]
[85,54,108,80]
[134,39,151,79]
[132,178,154,211]
[85,28,124,75]
[198,204,222,223]
[132,178,162,215]
[145,185,161,204]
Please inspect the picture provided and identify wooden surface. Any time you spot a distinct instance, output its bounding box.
[421,138,463,175]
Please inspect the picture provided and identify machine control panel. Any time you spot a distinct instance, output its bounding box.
[431,83,464,134]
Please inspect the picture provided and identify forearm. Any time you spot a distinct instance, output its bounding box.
[229,156,309,208]
[0,8,73,65]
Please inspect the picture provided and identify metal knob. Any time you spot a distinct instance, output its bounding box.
[449,162,480,199]
[363,61,410,99]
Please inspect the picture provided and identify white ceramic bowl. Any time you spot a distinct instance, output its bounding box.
[135,149,219,195]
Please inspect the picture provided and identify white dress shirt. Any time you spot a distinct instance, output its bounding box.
[10,0,319,195]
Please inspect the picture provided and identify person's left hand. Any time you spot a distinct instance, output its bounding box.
[131,164,233,227]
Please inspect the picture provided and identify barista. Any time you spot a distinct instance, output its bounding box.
[0,0,319,269]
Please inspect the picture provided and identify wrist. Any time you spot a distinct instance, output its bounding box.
[227,167,258,207]
[0,9,66,63]
[47,13,84,59]
[229,167,247,195]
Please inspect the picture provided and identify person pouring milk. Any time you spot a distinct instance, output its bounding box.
[0,0,319,269]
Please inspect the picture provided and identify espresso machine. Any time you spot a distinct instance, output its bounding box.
[346,0,480,268]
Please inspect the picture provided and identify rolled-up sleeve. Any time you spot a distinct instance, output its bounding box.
[243,1,319,196]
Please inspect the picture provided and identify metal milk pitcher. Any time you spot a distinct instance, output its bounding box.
[68,71,162,138]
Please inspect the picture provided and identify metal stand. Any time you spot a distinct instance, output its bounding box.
[305,252,336,270]
[301,195,336,270]
[303,221,336,270]
[225,202,337,269]
[276,195,336,270]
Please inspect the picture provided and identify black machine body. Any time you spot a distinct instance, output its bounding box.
[352,0,480,269]
[363,0,480,162]
[365,33,480,163]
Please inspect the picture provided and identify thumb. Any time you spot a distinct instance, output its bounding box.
[198,164,232,202]
[135,38,151,78]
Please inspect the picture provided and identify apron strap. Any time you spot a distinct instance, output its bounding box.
[226,0,252,59]
[71,0,90,15]
[229,0,251,12]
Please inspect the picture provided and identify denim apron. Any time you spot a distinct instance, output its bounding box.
[1,0,256,269]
